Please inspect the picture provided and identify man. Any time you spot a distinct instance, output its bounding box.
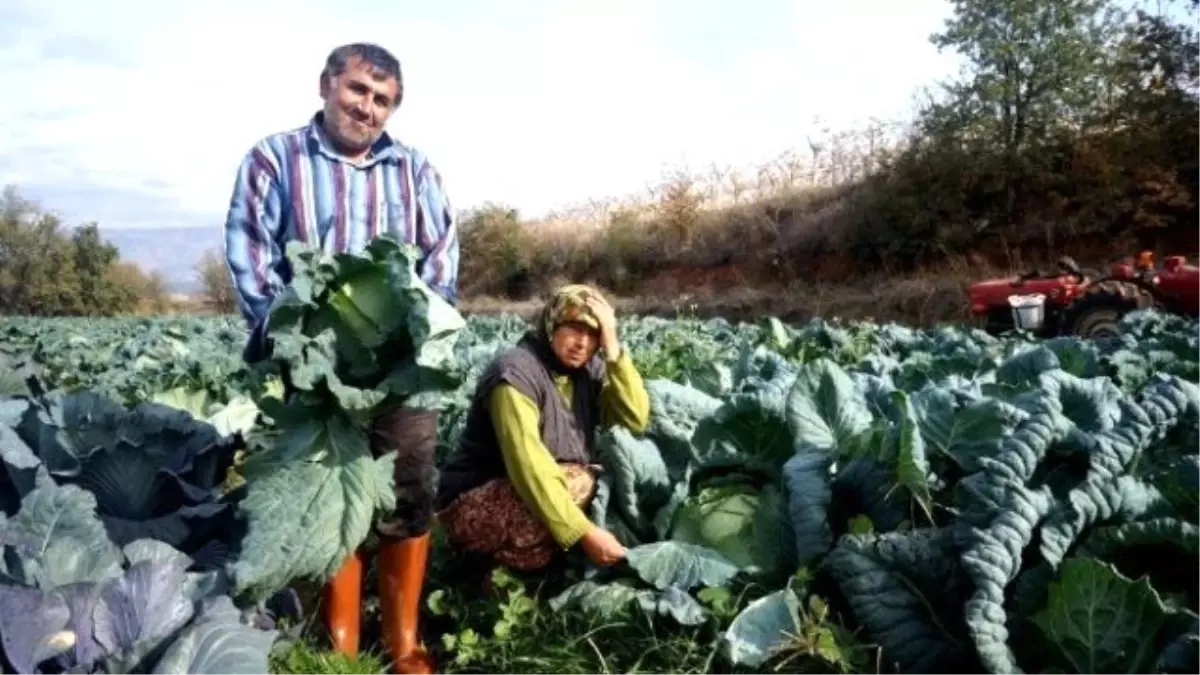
[222,42,454,675]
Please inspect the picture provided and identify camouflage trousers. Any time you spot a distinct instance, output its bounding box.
[436,463,596,571]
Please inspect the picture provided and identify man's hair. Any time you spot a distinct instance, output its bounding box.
[322,43,403,105]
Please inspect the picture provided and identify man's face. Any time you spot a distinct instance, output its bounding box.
[319,56,400,157]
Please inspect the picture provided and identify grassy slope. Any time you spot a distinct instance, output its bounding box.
[460,262,979,328]
[454,124,1196,321]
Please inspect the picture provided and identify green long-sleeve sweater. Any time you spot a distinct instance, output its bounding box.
[487,348,650,549]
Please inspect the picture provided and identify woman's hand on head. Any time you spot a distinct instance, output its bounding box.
[579,524,627,567]
[584,295,621,358]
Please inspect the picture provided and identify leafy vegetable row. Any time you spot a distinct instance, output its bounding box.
[1,234,1196,673]
[549,323,1199,673]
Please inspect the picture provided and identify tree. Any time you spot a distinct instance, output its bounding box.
[194,248,238,314]
[852,0,1197,269]
[922,0,1124,226]
[0,187,82,316]
[142,270,171,314]
[0,185,156,317]
[72,223,141,316]
[926,0,1123,140]
[1101,2,1200,236]
[456,203,533,298]
[106,262,172,315]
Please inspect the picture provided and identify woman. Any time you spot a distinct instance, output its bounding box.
[436,284,650,572]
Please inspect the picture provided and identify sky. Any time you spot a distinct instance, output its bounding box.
[0,0,966,231]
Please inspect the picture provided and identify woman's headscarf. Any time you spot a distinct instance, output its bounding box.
[525,283,605,373]
[537,284,603,341]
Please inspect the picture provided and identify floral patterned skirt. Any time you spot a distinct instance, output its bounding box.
[436,463,596,571]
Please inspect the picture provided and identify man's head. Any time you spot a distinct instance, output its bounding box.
[318,43,403,160]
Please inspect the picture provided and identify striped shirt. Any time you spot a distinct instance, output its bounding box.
[223,112,459,327]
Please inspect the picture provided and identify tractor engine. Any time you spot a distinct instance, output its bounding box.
[1057,253,1199,339]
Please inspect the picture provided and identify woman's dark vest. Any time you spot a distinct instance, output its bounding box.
[436,335,607,510]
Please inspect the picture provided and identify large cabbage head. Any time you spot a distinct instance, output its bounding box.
[667,478,789,578]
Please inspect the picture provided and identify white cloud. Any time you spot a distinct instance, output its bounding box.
[0,0,962,228]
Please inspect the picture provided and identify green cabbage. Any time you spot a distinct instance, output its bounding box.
[668,479,789,578]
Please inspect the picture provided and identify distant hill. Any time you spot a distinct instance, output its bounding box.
[99,226,223,295]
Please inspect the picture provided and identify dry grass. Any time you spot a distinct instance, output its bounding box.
[456,119,920,300]
[452,114,1169,327]
[460,254,1014,329]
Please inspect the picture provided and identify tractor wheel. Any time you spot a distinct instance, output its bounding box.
[1058,280,1160,340]
[978,308,1015,336]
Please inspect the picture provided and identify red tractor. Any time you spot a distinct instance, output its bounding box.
[966,251,1199,339]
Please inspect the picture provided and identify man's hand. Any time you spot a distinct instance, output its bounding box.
[579,524,627,567]
[585,294,621,359]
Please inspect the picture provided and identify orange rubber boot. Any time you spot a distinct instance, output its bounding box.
[378,533,437,674]
[322,548,364,656]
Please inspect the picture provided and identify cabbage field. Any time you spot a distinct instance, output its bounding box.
[1,240,1197,675]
